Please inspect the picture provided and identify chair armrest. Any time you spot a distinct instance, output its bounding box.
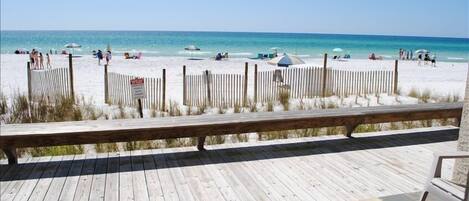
[431,152,469,178]
[434,152,469,160]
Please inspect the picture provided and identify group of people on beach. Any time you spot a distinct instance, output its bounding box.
[399,49,413,60]
[29,49,52,70]
[92,50,112,65]
[399,48,437,67]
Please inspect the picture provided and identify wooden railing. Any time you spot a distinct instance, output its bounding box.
[0,102,463,165]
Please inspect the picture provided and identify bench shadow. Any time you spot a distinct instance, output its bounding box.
[0,128,459,181]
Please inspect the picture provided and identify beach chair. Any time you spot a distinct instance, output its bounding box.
[420,152,469,201]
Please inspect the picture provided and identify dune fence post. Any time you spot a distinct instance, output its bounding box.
[243,62,248,106]
[183,65,187,105]
[322,53,328,98]
[393,60,399,94]
[27,62,32,102]
[162,69,166,111]
[254,64,258,103]
[205,70,211,106]
[68,54,75,102]
[104,64,109,104]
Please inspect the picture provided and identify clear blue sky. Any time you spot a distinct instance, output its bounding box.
[1,0,468,38]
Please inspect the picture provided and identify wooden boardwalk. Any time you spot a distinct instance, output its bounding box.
[0,127,460,201]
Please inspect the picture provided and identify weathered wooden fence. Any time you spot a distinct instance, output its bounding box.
[255,65,396,103]
[105,66,166,110]
[325,68,394,97]
[255,66,324,102]
[27,60,72,102]
[183,64,248,107]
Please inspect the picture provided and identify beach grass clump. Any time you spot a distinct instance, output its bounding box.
[95,143,120,153]
[168,101,182,116]
[247,99,258,113]
[0,93,7,116]
[259,130,289,141]
[207,135,226,145]
[294,128,320,138]
[196,103,207,115]
[266,100,274,112]
[231,134,249,143]
[278,89,290,111]
[233,103,241,113]
[420,90,432,103]
[124,141,161,151]
[354,124,382,134]
[408,88,420,99]
[23,145,84,157]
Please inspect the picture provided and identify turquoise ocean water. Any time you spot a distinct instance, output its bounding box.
[1,31,468,62]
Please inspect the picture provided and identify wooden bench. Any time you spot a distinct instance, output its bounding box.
[0,102,463,165]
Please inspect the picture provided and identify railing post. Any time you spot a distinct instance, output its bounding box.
[254,64,258,103]
[162,69,166,111]
[68,54,75,102]
[205,70,212,106]
[27,62,32,102]
[183,65,186,105]
[394,60,399,94]
[243,62,248,107]
[322,53,328,98]
[104,64,109,104]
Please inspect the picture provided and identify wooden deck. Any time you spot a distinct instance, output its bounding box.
[0,127,460,201]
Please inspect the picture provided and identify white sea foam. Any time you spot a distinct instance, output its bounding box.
[229,52,253,56]
[447,57,465,60]
[178,51,212,55]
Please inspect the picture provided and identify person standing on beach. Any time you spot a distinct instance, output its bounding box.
[105,51,112,65]
[39,53,44,69]
[97,50,103,65]
[29,50,35,68]
[33,51,39,69]
[46,53,52,69]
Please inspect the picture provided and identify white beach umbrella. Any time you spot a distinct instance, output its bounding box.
[415,49,429,54]
[333,48,344,53]
[268,53,305,67]
[64,43,82,55]
[184,45,201,59]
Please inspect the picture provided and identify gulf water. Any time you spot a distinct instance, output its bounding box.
[1,31,468,62]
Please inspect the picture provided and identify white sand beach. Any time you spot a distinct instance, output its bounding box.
[1,54,467,106]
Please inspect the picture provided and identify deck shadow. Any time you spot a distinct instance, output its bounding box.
[0,128,459,181]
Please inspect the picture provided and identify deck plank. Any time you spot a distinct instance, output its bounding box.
[27,155,64,201]
[119,151,134,201]
[130,150,150,201]
[73,153,97,201]
[140,149,165,201]
[89,152,109,201]
[11,156,52,201]
[104,152,119,201]
[58,154,86,201]
[42,155,75,201]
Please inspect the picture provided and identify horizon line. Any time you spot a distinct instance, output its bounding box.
[1,29,468,40]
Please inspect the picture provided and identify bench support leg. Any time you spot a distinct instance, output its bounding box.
[197,136,206,151]
[2,147,18,165]
[457,117,462,127]
[345,124,359,138]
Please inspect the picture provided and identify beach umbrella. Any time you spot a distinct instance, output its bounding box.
[64,43,82,55]
[268,53,305,67]
[415,49,429,54]
[184,45,201,59]
[333,48,344,53]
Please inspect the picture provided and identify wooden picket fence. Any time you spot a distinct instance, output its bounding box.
[29,67,71,102]
[255,66,396,103]
[105,68,166,110]
[183,66,248,107]
[325,69,395,97]
[255,67,324,102]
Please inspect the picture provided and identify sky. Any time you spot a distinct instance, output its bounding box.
[1,0,468,38]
